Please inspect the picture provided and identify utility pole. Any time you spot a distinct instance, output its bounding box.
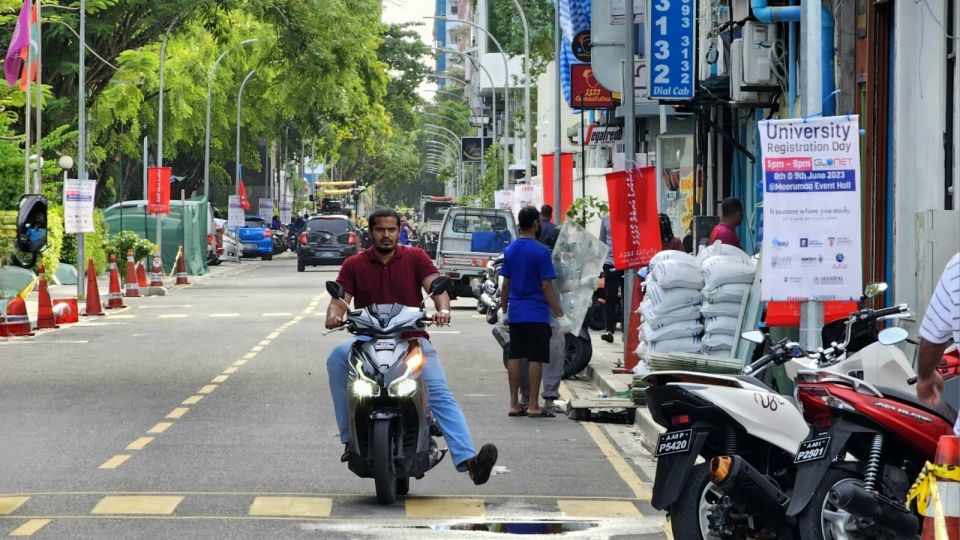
[76,0,87,300]
[622,0,637,357]
[799,0,824,350]
[553,4,561,216]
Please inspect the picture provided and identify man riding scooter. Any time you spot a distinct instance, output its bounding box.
[324,208,499,485]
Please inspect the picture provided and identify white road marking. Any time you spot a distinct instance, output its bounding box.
[0,340,89,345]
[209,313,239,318]
[158,314,189,319]
[262,313,291,317]
[138,305,192,309]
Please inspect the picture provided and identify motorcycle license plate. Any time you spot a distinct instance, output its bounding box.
[655,429,692,456]
[794,436,831,464]
[374,339,396,351]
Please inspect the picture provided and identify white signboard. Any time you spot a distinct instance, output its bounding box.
[591,0,650,100]
[279,197,292,225]
[512,184,543,218]
[63,179,96,234]
[759,115,863,301]
[258,198,274,223]
[494,190,514,211]
[227,195,245,228]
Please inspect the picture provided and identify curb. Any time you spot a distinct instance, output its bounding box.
[586,335,664,455]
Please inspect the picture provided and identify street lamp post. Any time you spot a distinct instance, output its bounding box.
[428,16,515,189]
[235,70,257,195]
[77,0,87,299]
[423,125,464,196]
[504,0,531,182]
[204,38,258,199]
[156,13,182,266]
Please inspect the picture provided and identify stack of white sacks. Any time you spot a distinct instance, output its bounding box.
[697,242,756,357]
[635,242,757,364]
[637,250,704,361]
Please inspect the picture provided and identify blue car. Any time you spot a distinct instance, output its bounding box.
[239,216,274,261]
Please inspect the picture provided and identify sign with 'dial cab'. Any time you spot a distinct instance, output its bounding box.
[147,166,171,214]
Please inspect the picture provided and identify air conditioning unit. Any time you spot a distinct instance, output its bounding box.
[730,39,758,102]
[741,21,779,86]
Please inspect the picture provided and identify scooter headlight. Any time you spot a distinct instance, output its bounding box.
[388,377,418,397]
[352,379,380,398]
[483,281,497,294]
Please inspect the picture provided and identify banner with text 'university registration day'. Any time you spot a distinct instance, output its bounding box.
[759,115,863,301]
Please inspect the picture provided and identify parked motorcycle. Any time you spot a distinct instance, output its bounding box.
[644,302,944,539]
[324,277,451,505]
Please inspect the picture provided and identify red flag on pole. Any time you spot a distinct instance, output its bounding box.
[18,0,39,92]
[604,166,662,270]
[3,0,31,87]
[238,181,250,210]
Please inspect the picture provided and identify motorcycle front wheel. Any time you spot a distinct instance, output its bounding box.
[485,306,499,325]
[373,419,397,505]
[562,334,592,379]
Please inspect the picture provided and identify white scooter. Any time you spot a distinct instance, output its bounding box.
[644,303,915,539]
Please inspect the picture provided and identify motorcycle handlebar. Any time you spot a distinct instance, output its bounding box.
[872,304,908,318]
[743,339,804,375]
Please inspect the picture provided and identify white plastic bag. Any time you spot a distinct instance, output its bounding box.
[696,240,750,265]
[649,260,704,290]
[700,301,743,318]
[704,315,739,335]
[641,320,704,342]
[650,249,699,267]
[703,283,750,303]
[702,255,756,289]
[645,281,703,312]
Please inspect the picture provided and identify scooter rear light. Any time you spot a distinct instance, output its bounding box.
[299,232,308,245]
[671,414,690,426]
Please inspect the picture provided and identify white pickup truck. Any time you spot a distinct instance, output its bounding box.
[435,207,516,299]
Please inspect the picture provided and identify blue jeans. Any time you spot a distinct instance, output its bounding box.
[327,337,477,468]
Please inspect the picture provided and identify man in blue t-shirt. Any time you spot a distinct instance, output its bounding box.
[499,206,571,418]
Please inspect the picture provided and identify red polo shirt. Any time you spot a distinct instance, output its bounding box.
[336,246,440,309]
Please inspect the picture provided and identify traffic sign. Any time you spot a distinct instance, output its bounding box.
[647,0,696,100]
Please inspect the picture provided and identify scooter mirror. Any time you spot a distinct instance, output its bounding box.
[325,280,345,299]
[863,282,888,298]
[741,330,765,344]
[877,327,909,346]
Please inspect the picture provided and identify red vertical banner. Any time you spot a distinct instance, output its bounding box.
[147,166,171,214]
[540,152,574,220]
[238,181,251,210]
[605,166,662,270]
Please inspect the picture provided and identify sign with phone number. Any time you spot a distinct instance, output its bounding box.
[647,0,695,100]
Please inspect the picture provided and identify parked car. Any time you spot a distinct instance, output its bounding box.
[214,218,239,260]
[238,216,273,260]
[296,214,359,271]
[435,207,515,299]
[418,195,456,259]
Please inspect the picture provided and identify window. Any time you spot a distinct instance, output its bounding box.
[307,218,350,234]
[450,5,458,15]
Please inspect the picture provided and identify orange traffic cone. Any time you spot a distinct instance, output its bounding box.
[911,435,960,539]
[106,254,125,309]
[124,249,141,298]
[149,254,165,287]
[84,258,105,316]
[136,261,148,288]
[0,296,33,337]
[175,246,190,285]
[35,264,58,329]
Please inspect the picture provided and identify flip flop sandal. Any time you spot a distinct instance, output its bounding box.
[527,411,556,418]
[507,410,527,417]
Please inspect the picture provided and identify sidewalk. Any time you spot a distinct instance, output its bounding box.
[583,333,664,455]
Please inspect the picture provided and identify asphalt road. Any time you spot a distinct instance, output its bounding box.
[0,253,666,539]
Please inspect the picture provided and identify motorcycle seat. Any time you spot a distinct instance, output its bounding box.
[874,384,958,425]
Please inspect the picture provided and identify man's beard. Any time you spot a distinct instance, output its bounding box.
[374,243,395,255]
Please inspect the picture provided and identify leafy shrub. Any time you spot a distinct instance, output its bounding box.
[104,230,156,279]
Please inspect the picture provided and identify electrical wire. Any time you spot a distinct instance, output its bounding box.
[916,0,958,40]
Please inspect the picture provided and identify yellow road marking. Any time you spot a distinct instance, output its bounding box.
[405,498,484,519]
[97,455,130,470]
[560,383,652,501]
[663,520,675,540]
[157,314,188,319]
[147,423,172,434]
[262,313,291,317]
[266,332,280,340]
[91,496,183,515]
[198,385,217,394]
[125,437,154,451]
[557,499,641,518]
[250,346,263,352]
[8,518,51,536]
[182,396,204,405]
[258,340,271,346]
[0,498,28,516]
[242,352,257,360]
[222,367,238,374]
[211,375,229,383]
[293,316,304,322]
[166,408,189,420]
[233,360,247,367]
[248,497,332,518]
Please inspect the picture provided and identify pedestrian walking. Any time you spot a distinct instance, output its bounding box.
[709,197,743,248]
[598,213,623,343]
[659,214,685,251]
[915,252,960,435]
[539,205,559,249]
[500,206,571,418]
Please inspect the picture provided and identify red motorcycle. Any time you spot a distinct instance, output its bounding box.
[787,354,958,539]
